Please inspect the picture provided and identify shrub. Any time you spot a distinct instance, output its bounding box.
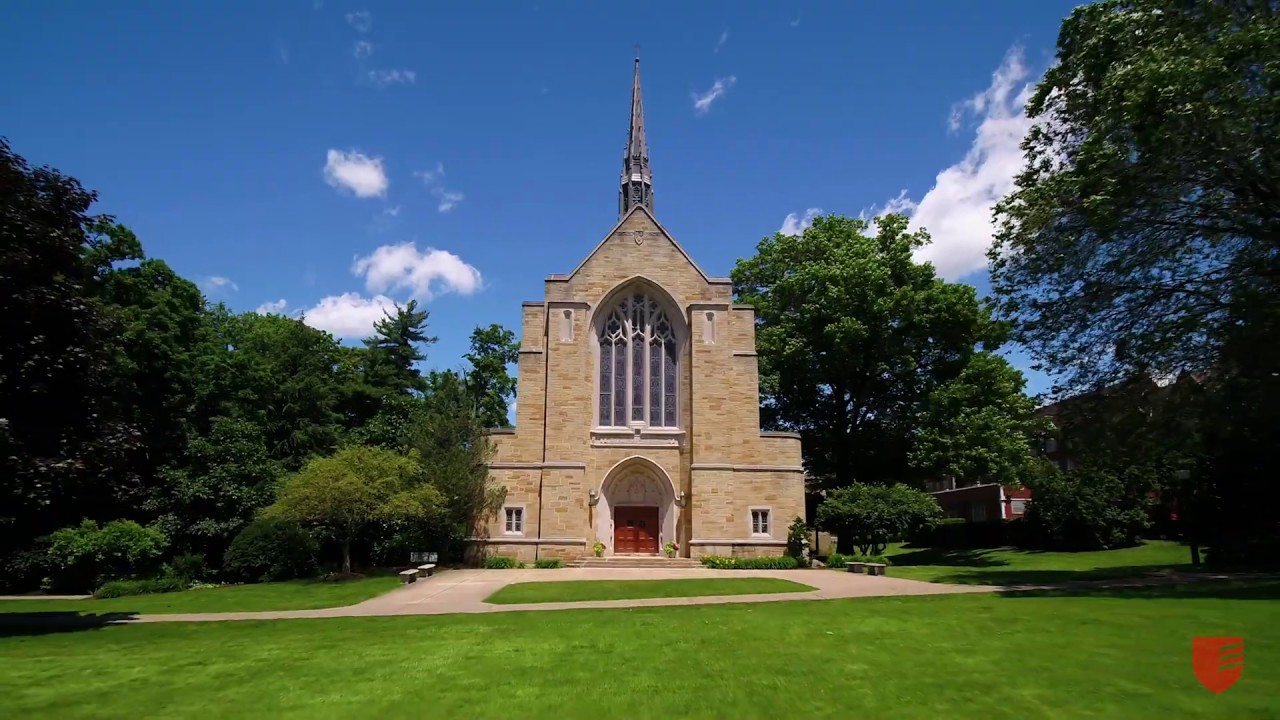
[483,555,520,569]
[699,555,800,570]
[533,558,564,569]
[786,517,811,566]
[93,577,187,599]
[223,518,318,583]
[826,552,890,568]
[1023,469,1151,550]
[816,484,942,555]
[163,553,210,583]
[46,519,168,592]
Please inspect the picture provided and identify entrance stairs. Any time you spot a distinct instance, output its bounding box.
[573,555,704,569]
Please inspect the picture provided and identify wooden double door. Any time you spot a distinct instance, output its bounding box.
[613,506,659,554]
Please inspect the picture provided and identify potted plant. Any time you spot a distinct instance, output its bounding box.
[663,541,678,558]
[592,541,605,558]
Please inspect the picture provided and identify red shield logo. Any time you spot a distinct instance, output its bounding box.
[1193,636,1244,694]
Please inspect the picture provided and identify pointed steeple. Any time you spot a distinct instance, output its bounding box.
[619,52,654,218]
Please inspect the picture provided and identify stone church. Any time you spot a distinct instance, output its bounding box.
[475,57,805,562]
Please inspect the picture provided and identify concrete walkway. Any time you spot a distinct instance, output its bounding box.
[2,569,997,625]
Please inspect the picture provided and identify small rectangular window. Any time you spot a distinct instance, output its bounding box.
[750,509,770,536]
[504,507,524,535]
[1010,499,1028,515]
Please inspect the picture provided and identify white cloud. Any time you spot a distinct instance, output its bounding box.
[435,190,464,213]
[301,292,397,338]
[201,276,238,294]
[345,10,372,33]
[907,47,1036,280]
[352,242,483,299]
[414,163,464,213]
[714,30,729,53]
[382,205,401,217]
[323,149,388,198]
[353,40,373,59]
[692,76,737,115]
[256,298,288,315]
[790,15,801,28]
[779,208,823,236]
[367,69,416,87]
[277,41,290,65]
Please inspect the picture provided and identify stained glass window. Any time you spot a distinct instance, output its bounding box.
[596,292,679,428]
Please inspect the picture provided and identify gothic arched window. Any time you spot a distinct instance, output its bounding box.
[598,293,678,428]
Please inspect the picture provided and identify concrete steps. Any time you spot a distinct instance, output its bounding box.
[574,555,704,569]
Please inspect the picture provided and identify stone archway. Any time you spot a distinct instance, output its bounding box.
[597,457,678,555]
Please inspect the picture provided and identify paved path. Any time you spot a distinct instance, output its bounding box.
[1,569,997,625]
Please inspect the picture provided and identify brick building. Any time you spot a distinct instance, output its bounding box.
[470,57,805,563]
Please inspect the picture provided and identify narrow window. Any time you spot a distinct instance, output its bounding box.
[703,311,715,344]
[751,509,771,536]
[504,507,524,534]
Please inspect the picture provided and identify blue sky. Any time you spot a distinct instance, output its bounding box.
[1,1,1080,397]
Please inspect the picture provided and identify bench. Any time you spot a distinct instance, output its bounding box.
[416,563,437,579]
[866,563,887,576]
[399,569,419,584]
[845,561,865,573]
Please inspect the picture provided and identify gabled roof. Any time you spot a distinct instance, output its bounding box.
[556,204,731,285]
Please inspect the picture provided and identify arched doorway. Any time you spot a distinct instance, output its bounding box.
[598,457,678,555]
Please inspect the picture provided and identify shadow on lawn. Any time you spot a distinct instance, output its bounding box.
[888,547,1013,568]
[995,579,1280,601]
[924,563,1197,586]
[0,612,138,638]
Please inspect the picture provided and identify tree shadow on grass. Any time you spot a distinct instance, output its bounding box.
[993,578,1280,601]
[925,564,1196,586]
[888,547,1012,568]
[0,612,138,638]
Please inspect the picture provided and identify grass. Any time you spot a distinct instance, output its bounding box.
[1,582,1276,718]
[484,577,814,604]
[0,576,398,615]
[878,540,1195,585]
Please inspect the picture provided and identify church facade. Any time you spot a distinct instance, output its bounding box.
[473,58,805,562]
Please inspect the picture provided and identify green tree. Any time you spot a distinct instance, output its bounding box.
[989,0,1280,394]
[151,417,282,562]
[362,300,437,397]
[989,0,1280,564]
[464,323,519,428]
[1024,468,1152,551]
[92,222,208,505]
[732,213,1008,488]
[815,483,943,555]
[263,446,443,574]
[911,352,1047,486]
[0,138,134,568]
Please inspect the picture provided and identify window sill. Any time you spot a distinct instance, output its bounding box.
[591,426,685,448]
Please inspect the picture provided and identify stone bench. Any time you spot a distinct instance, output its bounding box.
[417,563,437,579]
[845,561,865,573]
[399,568,419,584]
[866,563,887,576]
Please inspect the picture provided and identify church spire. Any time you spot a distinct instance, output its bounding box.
[619,52,654,218]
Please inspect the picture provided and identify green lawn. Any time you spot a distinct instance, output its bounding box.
[485,577,814,604]
[1,583,1276,718]
[879,540,1195,585]
[0,576,398,615]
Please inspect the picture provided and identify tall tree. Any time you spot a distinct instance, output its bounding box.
[989,0,1280,563]
[911,352,1047,487]
[464,323,519,428]
[362,300,436,397]
[0,138,133,566]
[732,213,1009,488]
[989,0,1280,394]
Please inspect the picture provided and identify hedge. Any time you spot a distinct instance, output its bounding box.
[699,555,800,570]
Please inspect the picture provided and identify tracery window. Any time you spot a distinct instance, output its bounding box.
[598,293,678,428]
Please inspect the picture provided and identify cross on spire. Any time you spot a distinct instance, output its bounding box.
[619,52,654,218]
